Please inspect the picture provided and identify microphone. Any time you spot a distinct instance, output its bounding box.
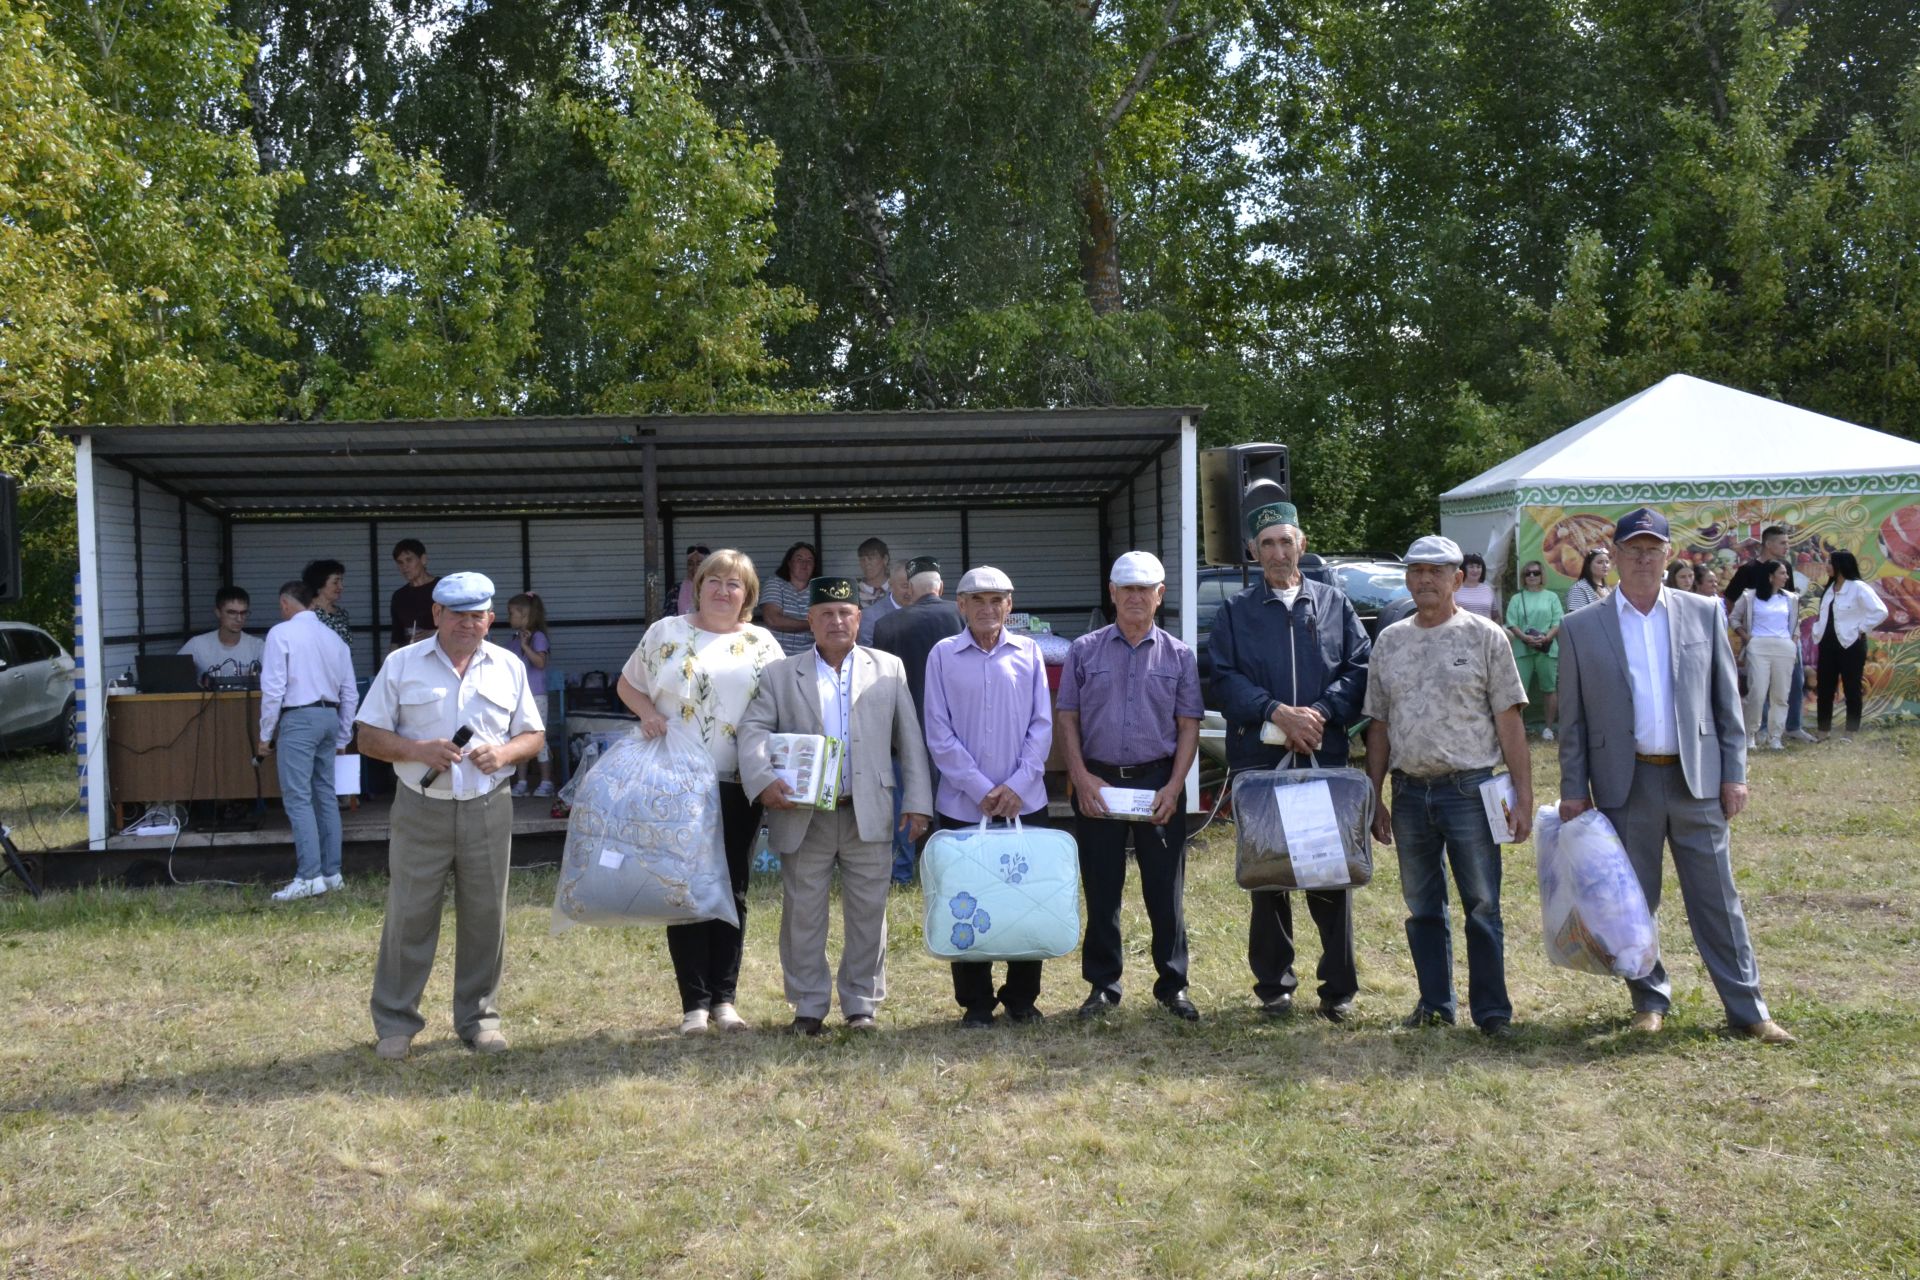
[421,724,474,789]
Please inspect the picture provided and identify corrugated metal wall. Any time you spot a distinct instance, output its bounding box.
[93,482,1163,686]
[1099,442,1185,628]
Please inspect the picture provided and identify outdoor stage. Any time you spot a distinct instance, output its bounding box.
[43,794,571,888]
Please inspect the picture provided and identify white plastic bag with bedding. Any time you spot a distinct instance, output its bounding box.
[551,726,738,933]
[1532,804,1659,979]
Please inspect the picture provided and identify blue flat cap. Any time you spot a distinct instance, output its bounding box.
[432,571,495,612]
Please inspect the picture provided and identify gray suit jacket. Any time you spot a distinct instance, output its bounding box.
[737,646,934,850]
[1558,589,1747,808]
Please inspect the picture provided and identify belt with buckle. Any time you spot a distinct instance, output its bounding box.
[284,700,339,711]
[1635,752,1679,766]
[1088,757,1173,781]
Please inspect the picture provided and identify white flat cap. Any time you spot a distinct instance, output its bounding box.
[1109,551,1166,586]
[1403,535,1464,566]
[956,565,1014,594]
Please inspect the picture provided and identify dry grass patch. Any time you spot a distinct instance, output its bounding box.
[3,730,1918,1278]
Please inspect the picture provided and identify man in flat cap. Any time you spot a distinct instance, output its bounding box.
[738,576,933,1034]
[874,555,964,884]
[355,571,547,1060]
[1559,508,1794,1044]
[922,566,1054,1027]
[1209,501,1371,1021]
[1057,551,1205,1021]
[1364,536,1532,1037]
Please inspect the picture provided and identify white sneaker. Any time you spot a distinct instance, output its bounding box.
[533,781,555,797]
[510,780,530,797]
[711,1002,749,1032]
[1541,727,1555,742]
[679,1009,711,1036]
[271,877,326,902]
[324,873,345,891]
[1768,738,1785,751]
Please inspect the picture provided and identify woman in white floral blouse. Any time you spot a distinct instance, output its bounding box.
[617,549,785,1036]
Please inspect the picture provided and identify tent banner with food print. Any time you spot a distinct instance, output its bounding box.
[1518,486,1920,723]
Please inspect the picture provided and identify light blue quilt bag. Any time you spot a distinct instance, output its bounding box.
[921,818,1082,962]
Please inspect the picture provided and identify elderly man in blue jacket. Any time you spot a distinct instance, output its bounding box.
[1209,501,1372,1021]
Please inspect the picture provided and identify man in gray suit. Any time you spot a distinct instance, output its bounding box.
[1557,508,1794,1044]
[739,576,934,1035]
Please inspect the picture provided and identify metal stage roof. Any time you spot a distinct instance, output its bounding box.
[65,407,1200,519]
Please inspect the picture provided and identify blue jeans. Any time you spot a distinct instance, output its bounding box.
[1389,768,1511,1026]
[276,706,342,881]
[890,760,915,883]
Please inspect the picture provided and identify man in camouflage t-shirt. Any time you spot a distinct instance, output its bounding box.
[1363,536,1533,1037]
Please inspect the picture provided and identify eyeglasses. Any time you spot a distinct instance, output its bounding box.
[1522,570,1542,578]
[1616,545,1668,561]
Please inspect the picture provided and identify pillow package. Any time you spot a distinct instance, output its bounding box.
[551,727,738,933]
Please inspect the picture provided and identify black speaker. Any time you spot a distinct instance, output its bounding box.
[1200,444,1289,566]
[0,475,19,606]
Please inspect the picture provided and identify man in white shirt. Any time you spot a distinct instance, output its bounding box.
[179,586,265,678]
[1557,508,1794,1045]
[257,581,359,903]
[738,576,933,1035]
[355,572,545,1060]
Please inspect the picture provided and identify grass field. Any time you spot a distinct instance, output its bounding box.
[3,732,1918,1278]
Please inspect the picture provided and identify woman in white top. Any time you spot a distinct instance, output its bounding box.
[1729,560,1798,749]
[1563,548,1612,612]
[1453,552,1498,619]
[617,549,786,1035]
[1811,551,1889,739]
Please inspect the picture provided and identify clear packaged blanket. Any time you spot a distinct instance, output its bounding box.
[551,727,738,933]
[1532,805,1659,979]
[1233,766,1375,891]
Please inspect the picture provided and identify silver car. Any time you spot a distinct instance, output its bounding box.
[0,622,76,753]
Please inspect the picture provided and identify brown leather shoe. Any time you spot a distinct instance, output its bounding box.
[1628,1011,1663,1034]
[1735,1019,1796,1045]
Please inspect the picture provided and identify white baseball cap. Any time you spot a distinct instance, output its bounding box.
[1109,551,1166,586]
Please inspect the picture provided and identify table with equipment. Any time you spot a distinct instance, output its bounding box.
[105,691,283,827]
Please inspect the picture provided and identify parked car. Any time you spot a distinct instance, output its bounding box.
[0,622,77,753]
[1193,555,1409,688]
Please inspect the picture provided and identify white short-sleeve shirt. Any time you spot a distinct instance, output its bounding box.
[357,637,545,799]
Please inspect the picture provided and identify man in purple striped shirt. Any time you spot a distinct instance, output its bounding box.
[1057,551,1204,1022]
[922,566,1054,1027]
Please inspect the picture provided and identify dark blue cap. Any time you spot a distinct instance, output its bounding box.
[1613,507,1670,544]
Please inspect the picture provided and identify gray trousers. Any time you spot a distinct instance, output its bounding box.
[370,783,514,1041]
[778,805,893,1020]
[1602,760,1769,1026]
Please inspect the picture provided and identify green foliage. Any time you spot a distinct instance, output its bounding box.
[1,0,296,639]
[556,27,815,414]
[306,125,545,419]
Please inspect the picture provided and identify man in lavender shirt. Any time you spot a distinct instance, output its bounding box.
[922,565,1054,1027]
[1057,552,1204,1022]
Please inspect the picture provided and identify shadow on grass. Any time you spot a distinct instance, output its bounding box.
[5,1001,1719,1120]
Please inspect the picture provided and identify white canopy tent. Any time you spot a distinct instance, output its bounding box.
[1440,373,1920,722]
[1440,373,1920,570]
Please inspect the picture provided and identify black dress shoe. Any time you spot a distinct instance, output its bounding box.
[1159,993,1201,1022]
[1259,993,1294,1018]
[1078,991,1118,1019]
[1480,1017,1515,1039]
[1319,999,1356,1024]
[788,1016,825,1037]
[959,1009,996,1029]
[845,1014,878,1032]
[1005,1005,1045,1024]
[1398,1003,1451,1030]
